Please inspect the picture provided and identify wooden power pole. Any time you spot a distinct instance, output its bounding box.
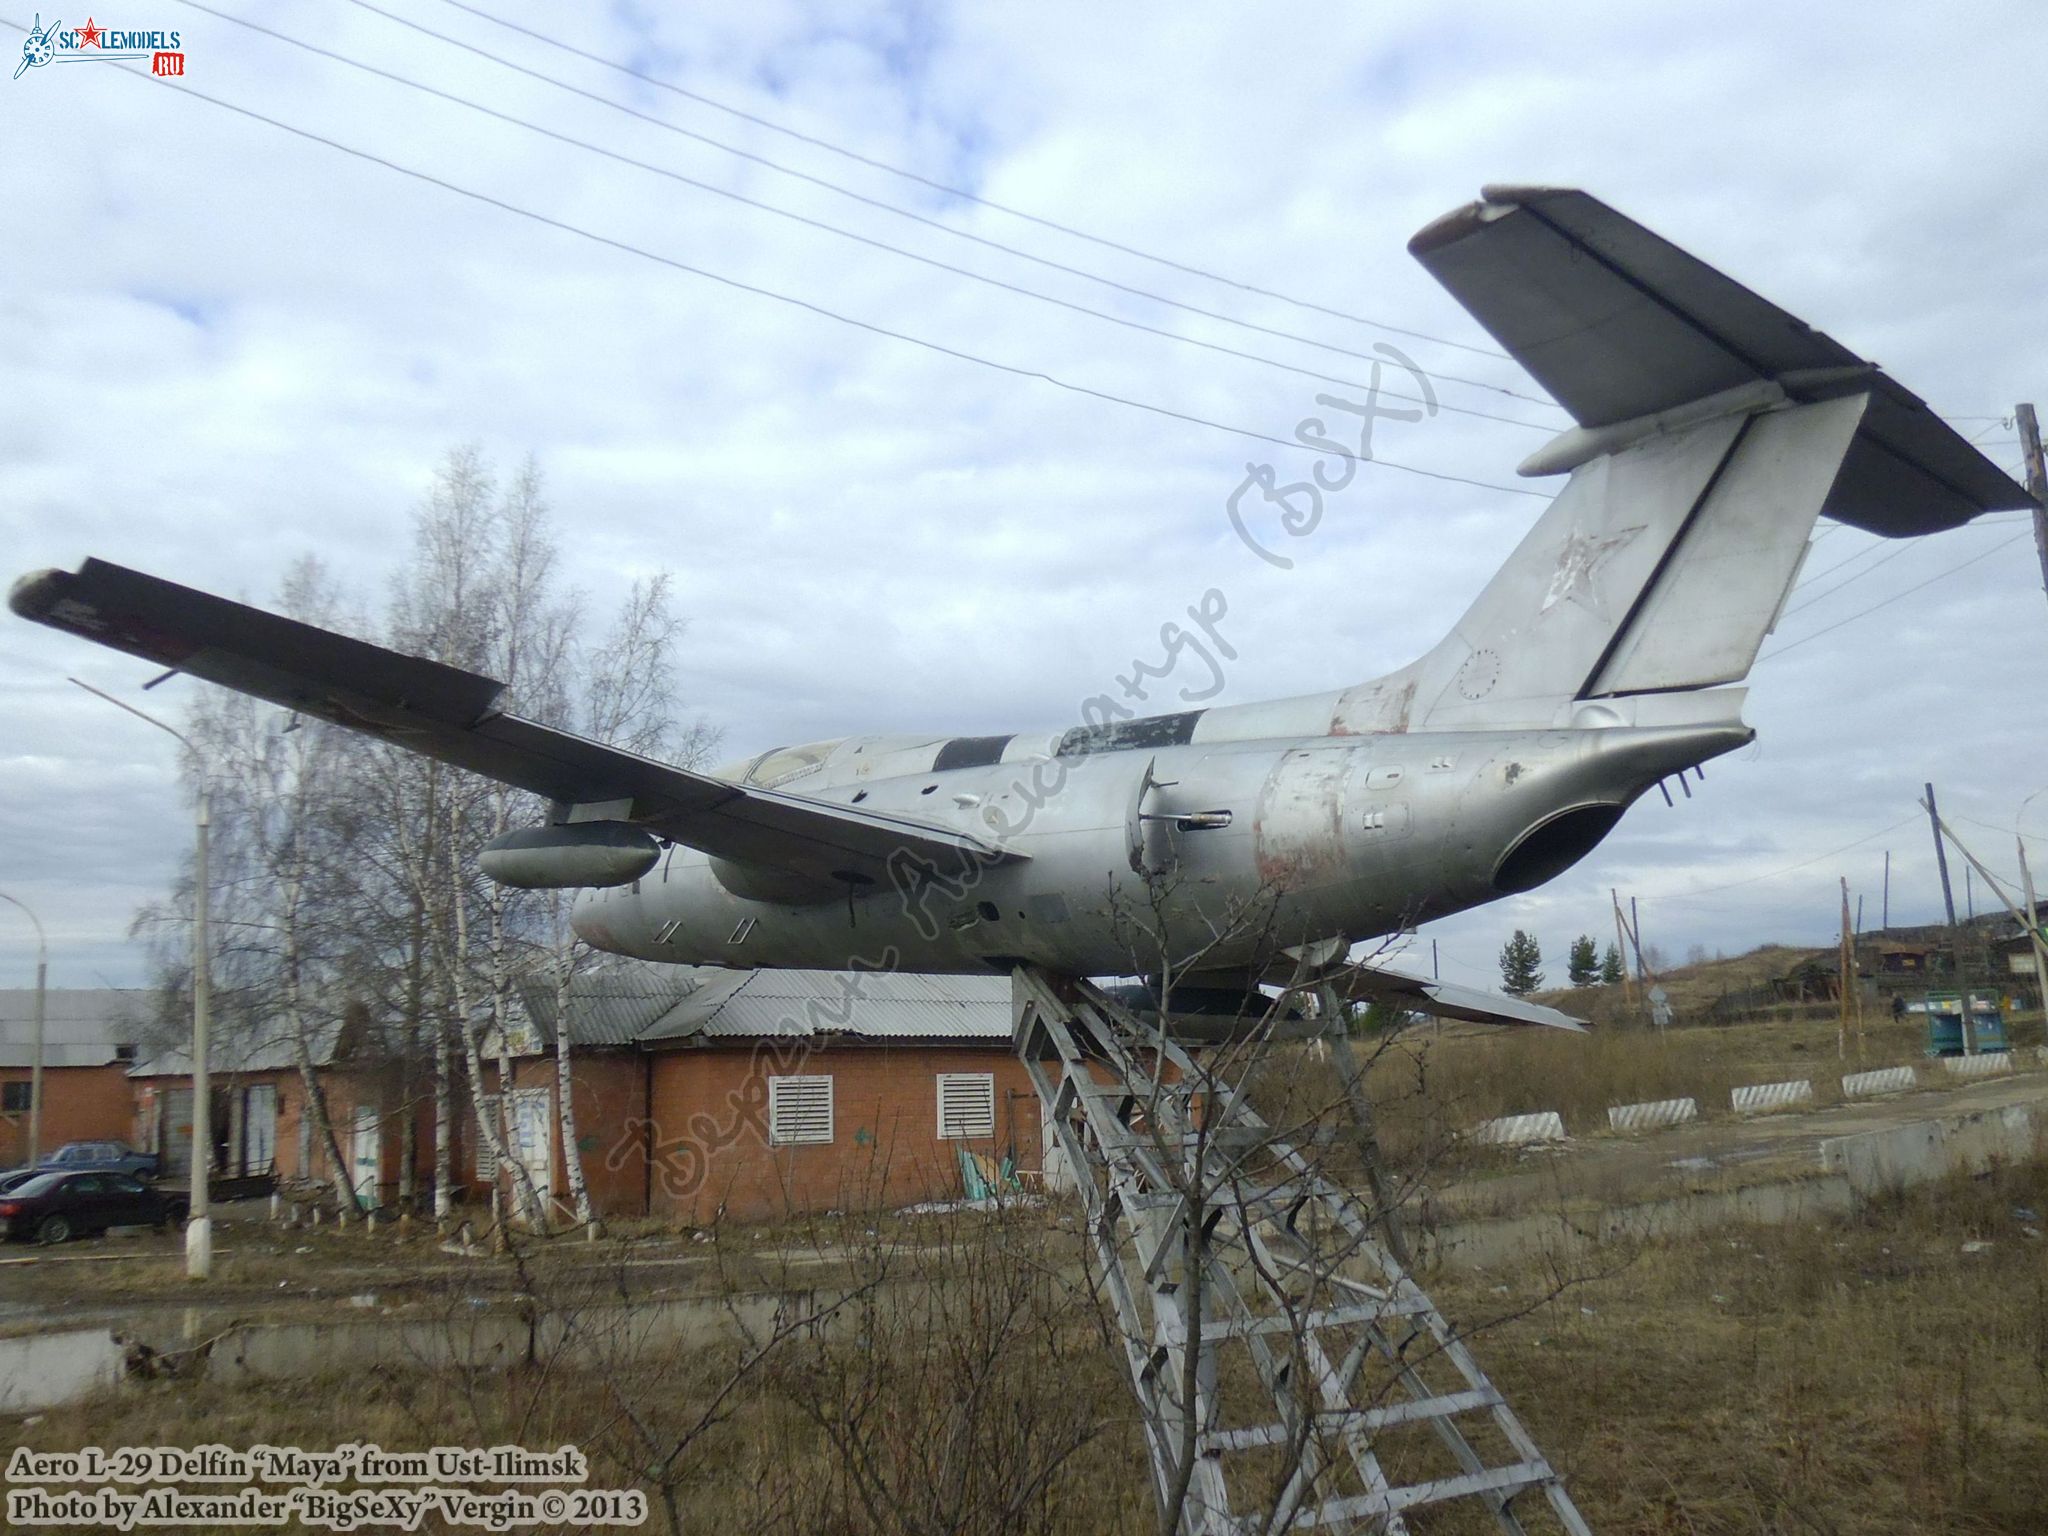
[2019,837,2048,1041]
[1838,877,1854,1061]
[1611,888,1635,1007]
[1926,782,1971,1050]
[2018,403,2048,602]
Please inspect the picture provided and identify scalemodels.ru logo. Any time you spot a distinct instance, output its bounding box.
[14,14,186,80]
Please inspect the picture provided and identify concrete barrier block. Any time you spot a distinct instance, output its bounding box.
[1820,1101,2042,1196]
[1473,1111,1567,1146]
[1842,1066,1917,1098]
[1941,1052,2014,1079]
[1732,1079,1814,1115]
[1606,1097,1699,1133]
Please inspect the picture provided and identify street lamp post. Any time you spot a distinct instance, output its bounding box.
[69,679,212,1280]
[0,894,47,1167]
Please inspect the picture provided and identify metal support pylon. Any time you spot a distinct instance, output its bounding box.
[1013,966,1592,1536]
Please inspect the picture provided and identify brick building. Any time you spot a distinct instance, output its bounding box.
[17,969,1035,1225]
[466,966,1032,1225]
[129,1003,425,1204]
[635,969,1036,1225]
[0,988,146,1166]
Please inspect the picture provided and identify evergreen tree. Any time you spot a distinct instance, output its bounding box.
[1567,934,1599,987]
[1499,929,1544,995]
[1600,942,1625,986]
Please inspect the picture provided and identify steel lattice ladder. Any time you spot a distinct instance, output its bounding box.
[1012,967,1593,1536]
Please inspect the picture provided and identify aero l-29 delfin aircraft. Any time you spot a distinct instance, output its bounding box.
[11,188,2034,1029]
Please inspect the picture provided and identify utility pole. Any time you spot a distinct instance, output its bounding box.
[1611,889,1635,1007]
[1837,877,1864,1061]
[0,895,47,1166]
[1925,782,1969,1051]
[1881,850,1890,933]
[1927,783,1958,927]
[1837,878,1852,1061]
[2017,403,2048,603]
[2018,837,2048,1040]
[71,680,212,1280]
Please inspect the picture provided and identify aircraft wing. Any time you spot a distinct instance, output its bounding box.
[1410,184,2034,535]
[1344,965,1587,1032]
[9,558,1021,890]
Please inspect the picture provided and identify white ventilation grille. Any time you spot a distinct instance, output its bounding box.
[768,1075,834,1146]
[936,1073,995,1140]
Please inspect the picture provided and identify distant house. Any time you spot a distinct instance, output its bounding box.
[1867,942,1942,978]
[1992,932,2045,1013]
[0,989,146,1166]
[1770,953,1840,1004]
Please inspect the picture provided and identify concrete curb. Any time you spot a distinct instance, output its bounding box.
[1606,1097,1699,1133]
[1942,1053,2014,1079]
[1731,1079,1814,1115]
[1473,1112,1566,1147]
[1842,1066,1916,1098]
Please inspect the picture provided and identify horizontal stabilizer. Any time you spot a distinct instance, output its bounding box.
[10,559,1021,894]
[1343,965,1587,1032]
[1412,186,2033,535]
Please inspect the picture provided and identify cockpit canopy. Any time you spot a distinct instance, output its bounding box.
[735,738,844,789]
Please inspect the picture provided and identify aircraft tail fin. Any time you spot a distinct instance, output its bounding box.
[1325,188,2032,735]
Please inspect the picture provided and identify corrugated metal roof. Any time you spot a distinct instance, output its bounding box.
[129,1018,342,1077]
[639,969,1012,1045]
[0,989,148,1068]
[515,965,708,1048]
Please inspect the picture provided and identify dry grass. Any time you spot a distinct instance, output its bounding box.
[1431,1153,2048,1534]
[1247,1001,2031,1187]
[7,1157,2047,1535]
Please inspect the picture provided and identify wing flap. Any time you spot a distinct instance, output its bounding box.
[10,559,1020,888]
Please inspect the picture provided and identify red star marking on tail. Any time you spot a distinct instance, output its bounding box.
[76,17,102,46]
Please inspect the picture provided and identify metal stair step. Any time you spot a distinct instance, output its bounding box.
[1203,1384,1508,1451]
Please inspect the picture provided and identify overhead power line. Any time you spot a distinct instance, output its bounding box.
[1761,533,2030,662]
[326,0,1554,408]
[30,36,1545,499]
[1643,815,1922,906]
[1792,535,1886,590]
[421,0,1520,365]
[174,0,1556,434]
[1781,539,1913,617]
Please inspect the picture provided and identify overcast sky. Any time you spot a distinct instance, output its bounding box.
[4,1,2045,994]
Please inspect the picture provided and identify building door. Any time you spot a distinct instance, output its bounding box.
[350,1106,380,1207]
[160,1089,194,1180]
[509,1089,553,1218]
[243,1085,278,1175]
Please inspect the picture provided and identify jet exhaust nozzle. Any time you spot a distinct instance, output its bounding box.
[480,821,660,889]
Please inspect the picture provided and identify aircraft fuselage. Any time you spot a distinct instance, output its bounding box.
[571,717,1749,978]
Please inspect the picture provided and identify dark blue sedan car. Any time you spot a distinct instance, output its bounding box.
[0,1170,186,1244]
